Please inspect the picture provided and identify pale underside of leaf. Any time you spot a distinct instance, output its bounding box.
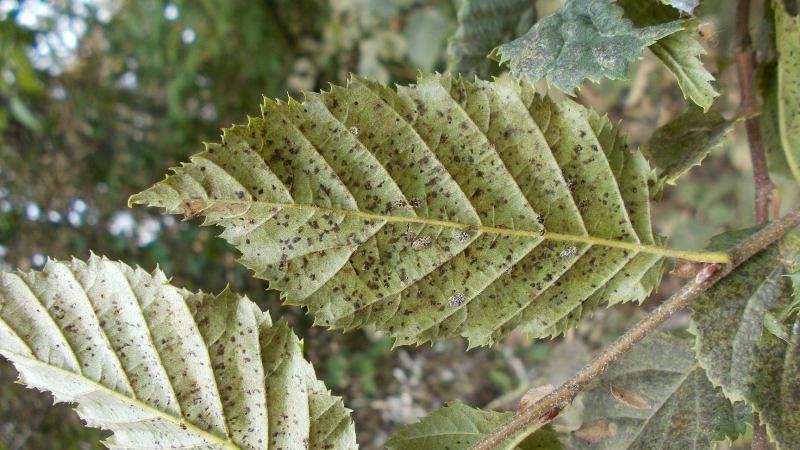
[131,73,680,347]
[495,0,684,93]
[525,106,667,337]
[691,242,800,449]
[661,0,700,14]
[574,333,745,449]
[447,0,537,76]
[384,401,561,450]
[0,255,356,450]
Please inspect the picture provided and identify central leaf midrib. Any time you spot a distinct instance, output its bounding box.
[182,197,730,263]
[728,266,783,392]
[628,363,702,448]
[0,349,241,450]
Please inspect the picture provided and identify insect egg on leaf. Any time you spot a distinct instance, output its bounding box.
[448,293,466,307]
[412,235,432,251]
[559,246,578,258]
[453,229,471,242]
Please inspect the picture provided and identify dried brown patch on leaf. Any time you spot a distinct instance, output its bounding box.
[609,385,651,410]
[574,418,616,443]
[517,384,555,413]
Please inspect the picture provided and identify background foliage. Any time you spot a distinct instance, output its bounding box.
[0,0,798,449]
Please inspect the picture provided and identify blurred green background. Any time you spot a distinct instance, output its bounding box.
[0,0,791,448]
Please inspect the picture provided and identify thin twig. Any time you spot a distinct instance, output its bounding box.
[471,206,800,450]
[735,0,774,224]
[752,413,769,450]
[735,1,775,444]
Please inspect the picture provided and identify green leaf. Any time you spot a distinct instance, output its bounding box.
[8,96,42,133]
[131,74,693,347]
[784,255,800,320]
[691,239,800,449]
[517,429,563,450]
[765,0,800,182]
[447,0,537,76]
[644,25,719,110]
[495,0,683,93]
[0,255,356,450]
[618,1,720,110]
[573,333,746,449]
[760,62,791,179]
[763,311,791,341]
[385,401,562,450]
[644,109,735,187]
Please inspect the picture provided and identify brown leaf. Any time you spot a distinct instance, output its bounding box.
[181,199,249,219]
[610,385,651,409]
[517,384,555,413]
[575,418,615,443]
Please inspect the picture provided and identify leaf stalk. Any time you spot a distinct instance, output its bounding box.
[471,205,800,450]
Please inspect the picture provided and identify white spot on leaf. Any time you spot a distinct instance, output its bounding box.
[448,293,466,307]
